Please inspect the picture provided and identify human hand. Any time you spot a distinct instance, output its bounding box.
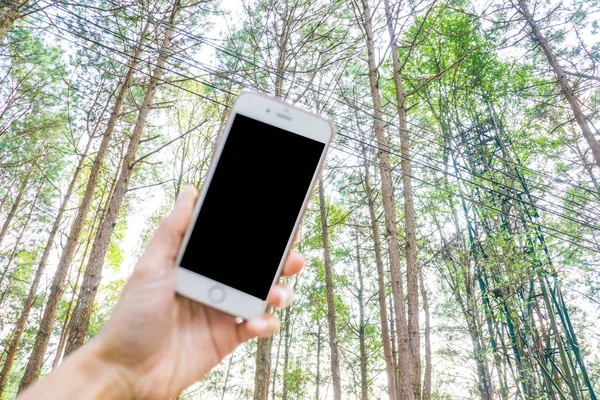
[92,185,304,399]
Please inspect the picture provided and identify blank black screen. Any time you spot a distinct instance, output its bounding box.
[180,114,325,299]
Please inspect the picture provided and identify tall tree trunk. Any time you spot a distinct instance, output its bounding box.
[356,1,413,398]
[355,228,369,400]
[51,239,87,368]
[51,166,112,369]
[281,304,292,400]
[419,269,431,400]
[516,0,600,171]
[64,3,181,355]
[253,10,293,394]
[382,2,421,397]
[361,144,396,399]
[318,177,342,400]
[0,183,39,292]
[388,292,399,393]
[0,182,40,307]
[0,176,18,219]
[0,167,32,250]
[315,321,321,400]
[17,20,150,393]
[574,141,600,195]
[253,335,273,400]
[271,312,283,399]
[0,139,90,395]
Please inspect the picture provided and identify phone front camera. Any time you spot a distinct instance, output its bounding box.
[266,108,271,113]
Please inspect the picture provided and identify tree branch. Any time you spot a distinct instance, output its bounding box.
[564,70,600,82]
[405,46,478,98]
[127,179,175,192]
[131,120,207,167]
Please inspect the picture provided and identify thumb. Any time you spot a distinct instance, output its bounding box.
[137,186,198,275]
[235,314,281,344]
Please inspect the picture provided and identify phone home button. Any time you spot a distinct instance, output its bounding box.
[208,286,226,304]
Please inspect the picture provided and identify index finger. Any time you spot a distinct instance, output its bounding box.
[281,252,304,277]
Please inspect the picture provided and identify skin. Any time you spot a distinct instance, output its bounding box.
[18,185,305,400]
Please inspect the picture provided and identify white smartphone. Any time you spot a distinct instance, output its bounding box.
[175,92,333,320]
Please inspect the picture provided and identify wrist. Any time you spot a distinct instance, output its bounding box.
[86,337,136,400]
[16,338,135,400]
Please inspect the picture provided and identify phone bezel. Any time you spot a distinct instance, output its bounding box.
[174,91,333,320]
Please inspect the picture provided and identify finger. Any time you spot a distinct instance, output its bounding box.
[236,314,280,343]
[164,185,198,237]
[139,186,198,270]
[293,228,302,245]
[281,252,304,277]
[267,284,293,308]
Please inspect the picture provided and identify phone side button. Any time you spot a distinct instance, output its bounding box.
[208,286,226,304]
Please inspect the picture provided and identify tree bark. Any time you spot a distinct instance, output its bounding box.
[17,20,150,393]
[388,293,399,389]
[271,312,283,398]
[0,182,40,307]
[516,0,600,171]
[63,3,181,355]
[419,269,431,400]
[52,165,111,369]
[0,139,90,395]
[281,304,292,400]
[355,1,413,398]
[382,2,421,397]
[0,176,18,216]
[315,321,321,400]
[318,177,342,400]
[354,228,369,400]
[51,241,86,368]
[0,166,32,250]
[253,335,272,400]
[361,144,397,399]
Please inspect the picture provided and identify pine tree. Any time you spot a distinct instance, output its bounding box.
[17,12,151,392]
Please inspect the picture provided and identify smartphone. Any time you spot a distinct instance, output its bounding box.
[175,92,333,320]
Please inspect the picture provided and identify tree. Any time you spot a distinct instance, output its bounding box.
[381,0,422,395]
[361,144,397,399]
[514,0,600,171]
[17,8,151,391]
[351,0,413,398]
[317,177,342,400]
[64,0,184,355]
[353,226,369,400]
[0,133,93,395]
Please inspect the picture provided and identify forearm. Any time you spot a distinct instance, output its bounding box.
[17,339,132,400]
